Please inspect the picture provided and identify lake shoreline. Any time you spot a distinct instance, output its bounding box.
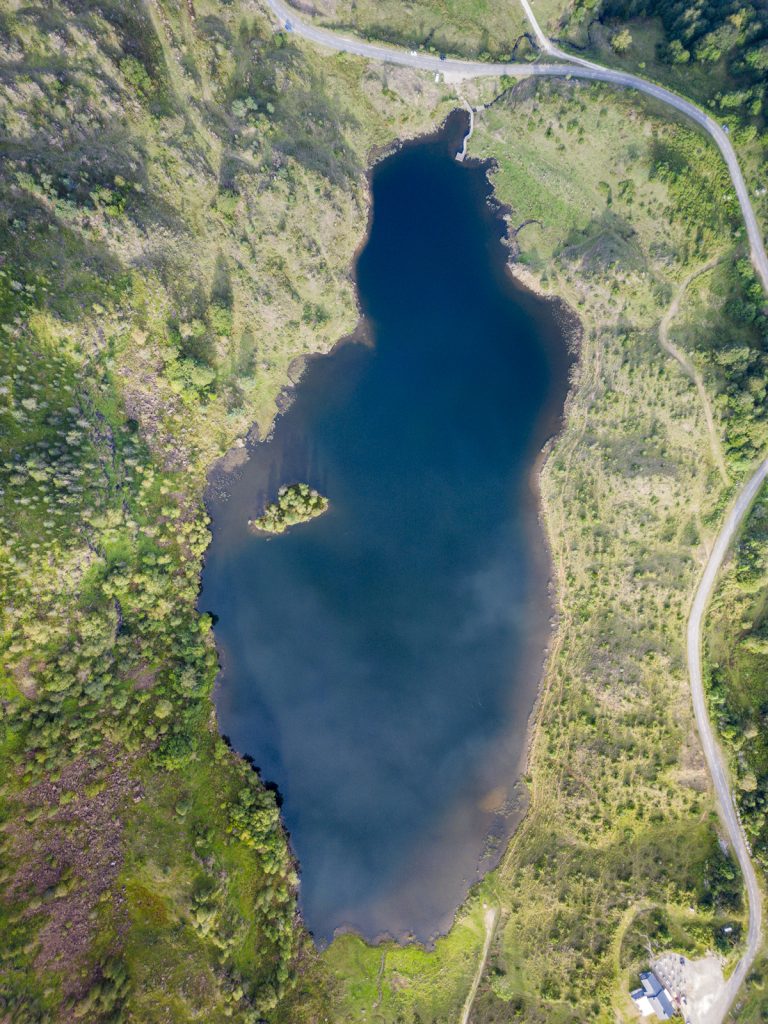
[326,121,584,951]
[329,117,582,949]
[203,106,581,951]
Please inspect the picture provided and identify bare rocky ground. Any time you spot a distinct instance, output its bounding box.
[6,748,142,1000]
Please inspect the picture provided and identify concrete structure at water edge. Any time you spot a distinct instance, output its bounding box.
[631,971,675,1019]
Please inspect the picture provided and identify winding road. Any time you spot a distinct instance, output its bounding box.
[262,0,768,1016]
[687,457,768,1022]
[265,0,768,293]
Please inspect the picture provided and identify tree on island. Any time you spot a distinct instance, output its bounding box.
[248,483,329,534]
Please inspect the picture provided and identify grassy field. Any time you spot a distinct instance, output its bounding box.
[292,0,531,60]
[318,75,768,1022]
[706,484,768,872]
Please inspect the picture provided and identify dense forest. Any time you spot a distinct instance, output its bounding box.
[248,483,328,534]
[600,0,768,117]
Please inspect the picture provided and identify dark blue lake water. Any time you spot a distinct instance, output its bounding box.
[201,111,571,943]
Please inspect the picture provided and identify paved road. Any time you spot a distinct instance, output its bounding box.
[686,458,768,1021]
[265,0,768,293]
[517,8,767,1013]
[263,0,768,1015]
[517,10,766,1016]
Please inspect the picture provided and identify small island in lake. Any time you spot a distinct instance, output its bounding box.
[248,483,329,534]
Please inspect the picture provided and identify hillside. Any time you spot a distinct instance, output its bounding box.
[0,2,449,1020]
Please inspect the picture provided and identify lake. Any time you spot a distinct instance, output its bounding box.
[200,110,572,943]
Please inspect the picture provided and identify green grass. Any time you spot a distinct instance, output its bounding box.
[705,484,768,867]
[301,0,531,60]
[323,897,490,1021]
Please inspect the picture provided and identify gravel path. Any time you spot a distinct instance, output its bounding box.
[657,256,728,484]
[459,906,498,1024]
